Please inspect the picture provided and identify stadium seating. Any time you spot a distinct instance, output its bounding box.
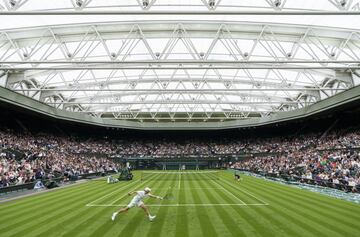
[1,125,359,192]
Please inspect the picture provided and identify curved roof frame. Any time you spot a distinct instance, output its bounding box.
[0,0,359,12]
[0,19,360,122]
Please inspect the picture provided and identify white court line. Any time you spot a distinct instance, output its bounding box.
[86,180,140,206]
[87,203,269,207]
[211,180,246,204]
[220,177,269,205]
[178,173,181,190]
[152,187,223,190]
[180,188,223,190]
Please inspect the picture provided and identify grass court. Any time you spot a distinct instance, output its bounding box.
[0,171,359,237]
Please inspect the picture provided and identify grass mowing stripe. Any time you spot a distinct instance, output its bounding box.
[220,177,267,204]
[113,175,168,237]
[233,177,354,237]
[74,187,157,236]
[146,178,178,237]
[208,181,279,236]
[238,173,359,212]
[214,176,263,205]
[239,185,327,237]
[223,172,359,216]
[185,182,207,237]
[210,180,246,204]
[129,177,172,237]
[174,175,189,237]
[0,179,131,216]
[223,175,358,235]
[88,180,141,205]
[210,179,284,237]
[196,178,250,237]
[61,178,159,237]
[2,170,359,237]
[114,209,147,237]
[219,176,324,237]
[0,179,106,205]
[31,180,149,237]
[133,179,176,236]
[214,179,303,237]
[0,179,133,227]
[186,180,219,237]
[94,174,162,206]
[238,174,356,208]
[0,181,94,208]
[241,176,360,232]
[92,181,145,206]
[1,183,111,237]
[244,176,360,219]
[0,181,109,233]
[83,174,165,236]
[0,181,99,215]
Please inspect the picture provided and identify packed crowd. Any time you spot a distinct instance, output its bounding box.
[115,131,360,156]
[233,145,360,192]
[0,129,119,187]
[1,125,360,190]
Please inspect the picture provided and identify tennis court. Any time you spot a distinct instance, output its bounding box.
[1,171,359,237]
[87,171,268,207]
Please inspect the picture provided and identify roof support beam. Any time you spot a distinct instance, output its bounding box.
[4,72,25,87]
[335,71,354,86]
[0,70,7,87]
[2,60,360,64]
[2,66,360,70]
[0,10,359,15]
[51,101,302,105]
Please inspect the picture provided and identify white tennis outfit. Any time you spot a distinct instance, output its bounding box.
[127,191,149,208]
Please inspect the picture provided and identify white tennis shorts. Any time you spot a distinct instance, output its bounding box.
[127,200,144,208]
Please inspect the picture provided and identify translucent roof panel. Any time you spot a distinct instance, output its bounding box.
[0,0,359,123]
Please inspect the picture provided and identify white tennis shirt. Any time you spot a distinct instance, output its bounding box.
[132,191,149,203]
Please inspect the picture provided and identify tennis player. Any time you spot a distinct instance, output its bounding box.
[234,170,241,182]
[111,187,163,222]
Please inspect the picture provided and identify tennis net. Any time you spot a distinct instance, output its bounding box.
[140,171,219,181]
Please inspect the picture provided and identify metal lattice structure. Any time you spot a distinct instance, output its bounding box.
[1,0,360,12]
[0,0,360,123]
